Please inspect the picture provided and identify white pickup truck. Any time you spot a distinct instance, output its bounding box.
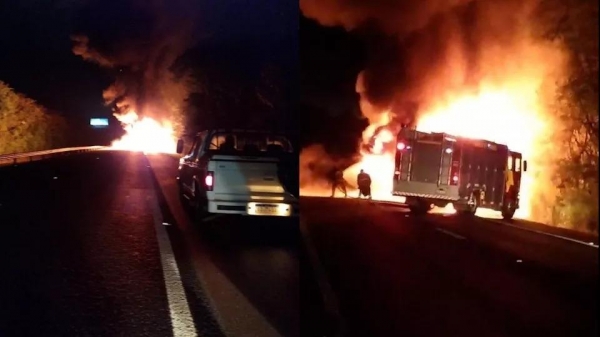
[176,129,299,219]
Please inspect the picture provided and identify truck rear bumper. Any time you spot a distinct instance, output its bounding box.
[392,181,460,201]
[208,199,299,217]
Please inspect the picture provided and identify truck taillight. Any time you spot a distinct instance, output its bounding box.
[205,171,214,191]
[449,160,460,185]
[449,145,461,185]
[397,142,406,150]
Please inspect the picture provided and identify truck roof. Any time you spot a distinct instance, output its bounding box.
[404,129,519,154]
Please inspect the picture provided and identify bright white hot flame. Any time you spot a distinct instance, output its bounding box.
[111,111,177,154]
[416,85,548,219]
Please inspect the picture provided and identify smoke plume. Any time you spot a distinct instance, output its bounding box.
[301,0,549,125]
[71,0,199,132]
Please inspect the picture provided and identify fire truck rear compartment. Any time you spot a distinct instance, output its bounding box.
[459,145,510,210]
[411,142,443,184]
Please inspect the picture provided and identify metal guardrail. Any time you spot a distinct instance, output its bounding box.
[0,146,105,167]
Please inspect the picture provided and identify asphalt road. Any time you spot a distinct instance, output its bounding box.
[2,150,595,337]
[301,197,598,337]
[147,154,328,337]
[0,151,316,337]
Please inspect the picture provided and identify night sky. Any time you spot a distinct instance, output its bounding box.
[0,0,369,151]
[0,0,297,132]
[0,1,110,121]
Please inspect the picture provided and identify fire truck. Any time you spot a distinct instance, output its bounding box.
[392,126,527,219]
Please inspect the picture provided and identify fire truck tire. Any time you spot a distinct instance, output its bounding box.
[502,199,516,220]
[408,199,431,215]
[458,192,478,215]
[408,205,428,215]
[433,201,449,208]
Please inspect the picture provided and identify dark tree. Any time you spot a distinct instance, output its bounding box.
[537,0,599,232]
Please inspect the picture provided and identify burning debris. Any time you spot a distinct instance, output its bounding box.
[300,0,569,221]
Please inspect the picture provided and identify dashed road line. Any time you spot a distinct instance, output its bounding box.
[149,190,199,337]
[436,227,467,240]
[490,220,598,249]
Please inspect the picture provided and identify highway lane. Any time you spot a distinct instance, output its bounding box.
[147,154,332,337]
[301,197,598,337]
[147,154,328,337]
[0,151,191,336]
[0,151,320,337]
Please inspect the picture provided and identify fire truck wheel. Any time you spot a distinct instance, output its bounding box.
[459,192,478,215]
[408,199,431,215]
[502,199,516,220]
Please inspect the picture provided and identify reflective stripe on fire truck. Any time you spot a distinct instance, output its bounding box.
[392,192,458,200]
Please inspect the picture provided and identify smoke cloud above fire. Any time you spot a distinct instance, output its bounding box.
[71,0,199,132]
[300,0,569,222]
[302,0,559,126]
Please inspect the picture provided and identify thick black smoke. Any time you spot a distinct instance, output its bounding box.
[300,0,538,125]
[71,0,200,129]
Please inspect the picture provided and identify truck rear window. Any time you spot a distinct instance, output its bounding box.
[207,132,294,155]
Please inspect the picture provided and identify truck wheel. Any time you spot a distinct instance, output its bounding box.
[408,199,430,215]
[178,179,188,208]
[191,182,209,220]
[433,201,449,208]
[501,199,516,220]
[458,192,478,215]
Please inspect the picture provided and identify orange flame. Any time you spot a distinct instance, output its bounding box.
[300,47,567,223]
[111,111,177,154]
[416,84,548,218]
[328,79,558,219]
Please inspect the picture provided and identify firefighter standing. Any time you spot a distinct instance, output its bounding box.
[357,169,372,199]
[330,169,347,198]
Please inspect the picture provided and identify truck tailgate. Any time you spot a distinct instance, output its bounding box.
[209,155,285,198]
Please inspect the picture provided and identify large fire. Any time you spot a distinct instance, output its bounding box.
[110,111,177,154]
[344,82,550,219]
[301,78,558,220]
[300,58,565,223]
[297,0,576,224]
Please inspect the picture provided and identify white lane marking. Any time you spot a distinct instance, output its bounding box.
[490,220,599,249]
[148,192,199,337]
[299,219,346,336]
[147,155,281,337]
[436,227,467,240]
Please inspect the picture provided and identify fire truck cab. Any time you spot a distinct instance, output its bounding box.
[392,127,527,219]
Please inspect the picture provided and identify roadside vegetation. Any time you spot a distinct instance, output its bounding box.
[538,0,599,232]
[0,81,68,155]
